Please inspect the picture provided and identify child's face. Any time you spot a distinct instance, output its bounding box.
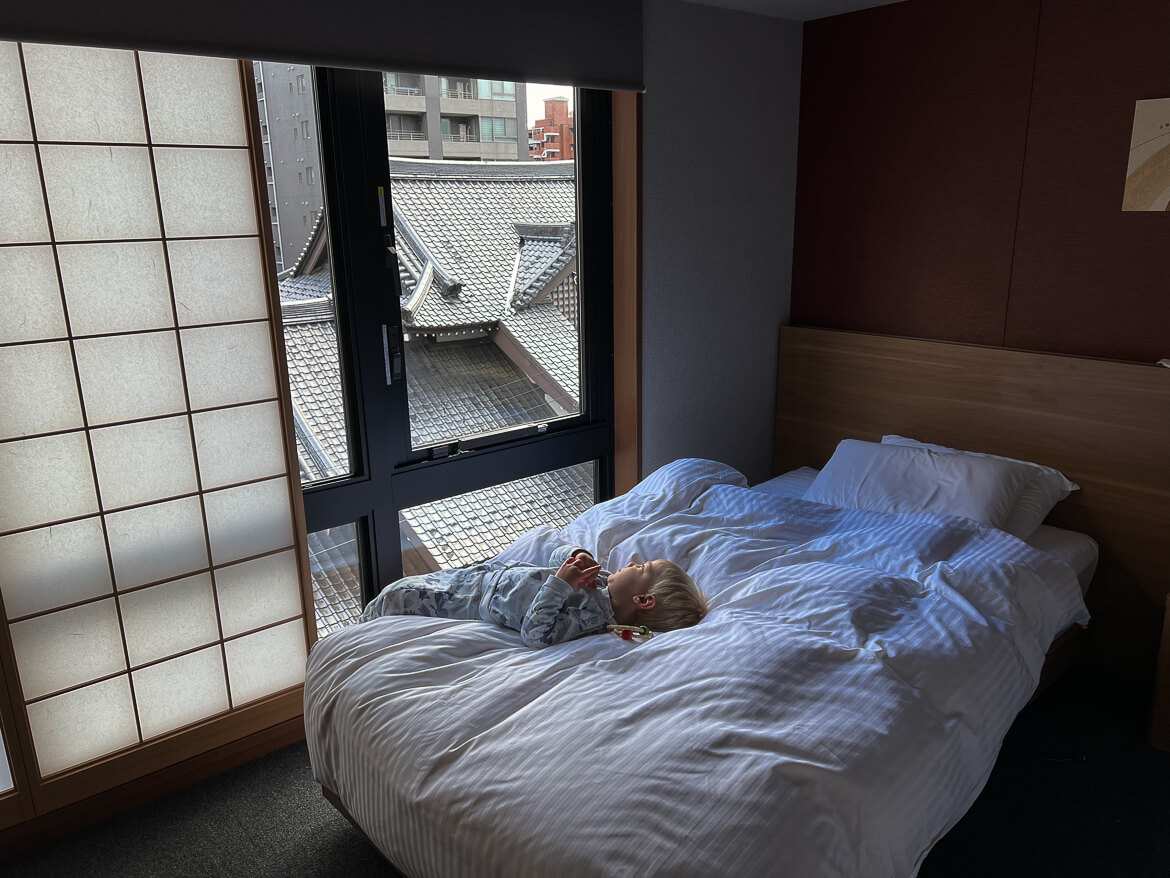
[608,559,659,605]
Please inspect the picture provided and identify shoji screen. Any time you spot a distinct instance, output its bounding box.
[0,42,311,814]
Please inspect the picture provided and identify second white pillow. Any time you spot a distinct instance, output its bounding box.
[803,439,1030,529]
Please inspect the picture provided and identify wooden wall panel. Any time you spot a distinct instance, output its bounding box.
[791,0,1040,345]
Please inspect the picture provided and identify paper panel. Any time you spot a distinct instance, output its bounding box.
[119,573,219,666]
[74,331,187,425]
[9,598,126,699]
[0,432,98,534]
[0,246,66,343]
[168,237,268,325]
[58,241,174,335]
[139,53,247,147]
[105,495,208,590]
[23,43,145,144]
[0,341,83,440]
[0,144,50,244]
[203,477,293,566]
[27,676,138,776]
[0,41,31,140]
[40,144,160,242]
[215,550,302,638]
[0,516,112,619]
[133,647,229,740]
[192,402,286,490]
[153,147,257,238]
[90,416,198,510]
[181,322,276,410]
[224,620,306,706]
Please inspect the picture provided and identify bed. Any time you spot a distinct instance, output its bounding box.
[304,327,1170,877]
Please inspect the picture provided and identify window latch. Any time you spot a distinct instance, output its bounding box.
[428,442,459,461]
[382,324,403,385]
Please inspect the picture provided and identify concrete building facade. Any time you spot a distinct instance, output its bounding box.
[384,73,529,162]
[253,61,326,272]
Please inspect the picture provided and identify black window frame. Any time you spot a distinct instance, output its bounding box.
[296,66,614,611]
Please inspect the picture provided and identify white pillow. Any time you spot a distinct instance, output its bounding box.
[803,439,1031,528]
[880,435,1078,539]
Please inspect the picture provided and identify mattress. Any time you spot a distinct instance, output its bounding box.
[307,458,1090,878]
[752,467,1099,595]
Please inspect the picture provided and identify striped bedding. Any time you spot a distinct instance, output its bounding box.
[304,458,1090,877]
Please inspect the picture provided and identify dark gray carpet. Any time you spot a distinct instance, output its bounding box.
[4,657,1168,877]
[3,741,399,878]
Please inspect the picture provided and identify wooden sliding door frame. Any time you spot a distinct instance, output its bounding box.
[0,54,313,843]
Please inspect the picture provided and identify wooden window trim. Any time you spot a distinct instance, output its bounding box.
[612,90,640,494]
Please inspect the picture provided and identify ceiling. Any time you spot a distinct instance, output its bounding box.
[682,0,905,21]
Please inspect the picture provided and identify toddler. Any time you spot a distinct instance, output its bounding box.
[360,545,707,647]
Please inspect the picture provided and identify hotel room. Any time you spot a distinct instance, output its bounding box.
[2,0,1169,874]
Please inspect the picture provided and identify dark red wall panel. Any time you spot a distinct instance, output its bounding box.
[1006,0,1170,362]
[792,0,1170,364]
[791,0,1040,346]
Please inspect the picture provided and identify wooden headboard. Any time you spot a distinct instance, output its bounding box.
[773,326,1170,676]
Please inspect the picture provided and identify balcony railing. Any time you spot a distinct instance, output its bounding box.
[440,87,477,100]
[385,85,422,96]
[388,131,427,141]
[442,133,479,142]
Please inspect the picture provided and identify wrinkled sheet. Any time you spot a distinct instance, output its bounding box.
[305,459,1089,878]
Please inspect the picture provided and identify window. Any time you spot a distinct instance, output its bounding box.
[296,73,306,94]
[293,125,299,139]
[301,120,310,139]
[440,76,476,100]
[384,72,422,95]
[480,116,517,142]
[306,166,315,184]
[477,79,516,101]
[279,70,613,636]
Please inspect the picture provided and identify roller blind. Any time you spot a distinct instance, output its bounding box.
[0,0,644,92]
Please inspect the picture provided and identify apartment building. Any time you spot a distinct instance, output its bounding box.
[384,72,529,161]
[252,62,325,272]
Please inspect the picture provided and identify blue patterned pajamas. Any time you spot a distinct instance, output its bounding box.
[360,546,617,647]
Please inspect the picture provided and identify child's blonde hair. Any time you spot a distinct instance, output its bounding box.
[635,561,708,632]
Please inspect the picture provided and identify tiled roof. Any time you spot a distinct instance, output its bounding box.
[499,304,580,407]
[307,526,362,637]
[278,271,333,302]
[511,223,576,310]
[280,317,349,478]
[390,162,576,331]
[400,462,595,570]
[404,337,558,447]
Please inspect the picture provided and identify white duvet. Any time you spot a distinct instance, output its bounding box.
[305,459,1089,878]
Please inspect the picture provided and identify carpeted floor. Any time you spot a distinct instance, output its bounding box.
[5,657,1169,877]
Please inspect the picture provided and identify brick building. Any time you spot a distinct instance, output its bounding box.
[528,96,575,161]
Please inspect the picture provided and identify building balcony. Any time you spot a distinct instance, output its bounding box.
[384,92,426,112]
[388,137,430,158]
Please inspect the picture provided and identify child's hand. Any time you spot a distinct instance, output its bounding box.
[570,549,598,567]
[556,555,601,591]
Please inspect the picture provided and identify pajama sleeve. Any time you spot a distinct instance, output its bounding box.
[547,544,590,568]
[519,575,603,647]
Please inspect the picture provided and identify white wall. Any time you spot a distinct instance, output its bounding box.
[641,0,802,485]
